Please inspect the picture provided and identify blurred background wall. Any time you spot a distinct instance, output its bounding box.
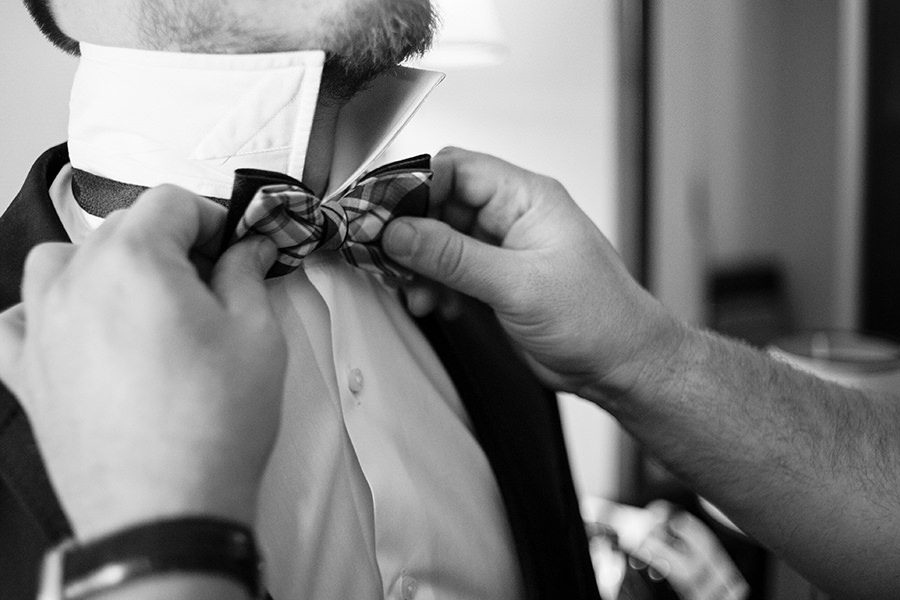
[0,3,76,213]
[650,0,864,335]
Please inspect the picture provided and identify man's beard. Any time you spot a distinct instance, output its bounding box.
[318,0,438,101]
[136,0,437,100]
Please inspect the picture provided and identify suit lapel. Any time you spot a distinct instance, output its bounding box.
[0,143,72,311]
[415,298,600,600]
[0,143,73,545]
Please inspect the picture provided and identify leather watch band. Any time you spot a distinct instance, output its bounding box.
[40,517,263,599]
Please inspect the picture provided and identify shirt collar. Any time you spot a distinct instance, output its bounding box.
[68,42,444,201]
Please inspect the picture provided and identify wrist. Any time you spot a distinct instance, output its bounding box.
[67,473,258,541]
[39,517,262,600]
[580,310,694,412]
[71,575,252,600]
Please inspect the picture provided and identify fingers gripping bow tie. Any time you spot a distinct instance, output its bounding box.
[221,155,431,279]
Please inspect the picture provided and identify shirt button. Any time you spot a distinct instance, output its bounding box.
[400,573,418,600]
[347,368,364,394]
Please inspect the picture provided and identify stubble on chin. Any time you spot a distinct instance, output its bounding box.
[135,0,437,101]
[317,0,438,101]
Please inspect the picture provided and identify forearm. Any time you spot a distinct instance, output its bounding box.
[596,326,900,598]
[380,147,900,595]
[90,576,250,600]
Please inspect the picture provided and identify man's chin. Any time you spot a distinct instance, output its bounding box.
[318,0,437,101]
[318,52,411,102]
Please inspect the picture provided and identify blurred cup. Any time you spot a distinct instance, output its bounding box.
[768,330,900,392]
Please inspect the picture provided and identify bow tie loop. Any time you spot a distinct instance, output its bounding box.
[226,155,431,279]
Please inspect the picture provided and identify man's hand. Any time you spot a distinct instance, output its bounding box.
[383,147,684,402]
[0,186,286,540]
[630,501,749,600]
[381,149,900,599]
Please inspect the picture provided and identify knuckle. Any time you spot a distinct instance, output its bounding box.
[110,226,153,259]
[537,174,567,197]
[22,243,72,289]
[138,183,190,206]
[433,230,465,282]
[436,145,464,162]
[23,243,55,275]
[129,183,198,225]
[95,234,160,282]
[102,209,128,227]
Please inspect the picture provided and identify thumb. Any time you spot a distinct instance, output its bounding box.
[211,237,278,316]
[0,304,25,399]
[383,217,515,305]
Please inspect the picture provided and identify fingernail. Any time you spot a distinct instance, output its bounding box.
[384,220,418,259]
[648,559,671,582]
[665,511,688,533]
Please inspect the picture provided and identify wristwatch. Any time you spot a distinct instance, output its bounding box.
[37,517,264,600]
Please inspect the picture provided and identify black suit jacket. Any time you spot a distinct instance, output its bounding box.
[0,144,601,600]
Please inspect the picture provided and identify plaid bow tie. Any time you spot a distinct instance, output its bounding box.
[220,155,431,279]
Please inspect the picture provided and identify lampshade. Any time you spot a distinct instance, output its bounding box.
[415,0,508,69]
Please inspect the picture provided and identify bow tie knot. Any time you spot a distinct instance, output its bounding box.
[224,155,431,279]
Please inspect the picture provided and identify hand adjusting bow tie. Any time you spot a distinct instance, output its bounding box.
[219,155,431,279]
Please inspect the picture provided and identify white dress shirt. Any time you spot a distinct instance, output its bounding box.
[53,43,523,600]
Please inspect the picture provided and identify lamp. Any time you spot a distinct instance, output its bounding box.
[413,0,508,69]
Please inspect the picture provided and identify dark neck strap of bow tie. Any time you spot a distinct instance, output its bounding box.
[71,169,229,218]
[217,168,310,260]
[71,153,430,219]
[72,155,430,279]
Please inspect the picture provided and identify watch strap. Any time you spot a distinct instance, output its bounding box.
[60,517,262,599]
